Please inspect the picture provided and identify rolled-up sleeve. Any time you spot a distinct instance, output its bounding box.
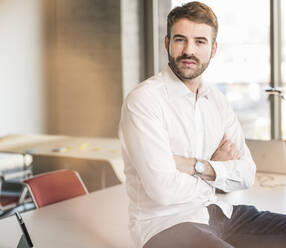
[119,89,212,206]
[208,96,256,192]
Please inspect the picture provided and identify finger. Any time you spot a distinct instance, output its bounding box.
[230,143,237,151]
[218,134,228,147]
[230,144,240,156]
[232,151,239,160]
[234,147,240,160]
[222,140,231,150]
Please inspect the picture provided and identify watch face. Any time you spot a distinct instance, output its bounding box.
[195,161,205,174]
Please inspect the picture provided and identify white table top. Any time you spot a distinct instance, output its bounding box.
[0,184,133,248]
[218,173,286,214]
[1,173,286,248]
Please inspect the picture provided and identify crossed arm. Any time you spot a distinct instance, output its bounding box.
[174,135,240,181]
[120,89,256,204]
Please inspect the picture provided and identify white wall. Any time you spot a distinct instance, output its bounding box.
[0,0,45,136]
[121,0,145,98]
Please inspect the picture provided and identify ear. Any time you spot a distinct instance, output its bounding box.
[164,36,169,52]
[211,41,217,58]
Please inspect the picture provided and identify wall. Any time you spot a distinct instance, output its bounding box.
[0,0,144,138]
[45,0,123,137]
[121,0,145,98]
[158,0,171,71]
[0,0,46,136]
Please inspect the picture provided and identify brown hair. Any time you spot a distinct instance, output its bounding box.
[167,1,218,42]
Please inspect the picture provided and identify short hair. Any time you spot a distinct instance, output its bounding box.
[167,1,218,42]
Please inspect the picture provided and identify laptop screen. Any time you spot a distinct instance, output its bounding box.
[246,139,286,174]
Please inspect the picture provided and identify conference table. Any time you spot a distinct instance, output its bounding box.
[0,134,125,191]
[1,173,286,248]
[0,184,133,248]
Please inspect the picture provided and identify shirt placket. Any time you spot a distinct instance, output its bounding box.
[193,98,204,159]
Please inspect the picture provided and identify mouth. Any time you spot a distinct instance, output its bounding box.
[180,59,197,68]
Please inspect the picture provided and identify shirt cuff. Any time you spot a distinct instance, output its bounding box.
[207,160,226,188]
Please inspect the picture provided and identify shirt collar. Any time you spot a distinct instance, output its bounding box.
[162,65,210,100]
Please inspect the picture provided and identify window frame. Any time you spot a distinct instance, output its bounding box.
[147,0,284,140]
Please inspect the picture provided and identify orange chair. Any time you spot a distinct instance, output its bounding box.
[22,169,88,208]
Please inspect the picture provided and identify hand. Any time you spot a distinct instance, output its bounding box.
[173,155,196,175]
[211,135,240,161]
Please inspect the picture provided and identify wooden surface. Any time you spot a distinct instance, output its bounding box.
[0,134,122,160]
[0,134,125,191]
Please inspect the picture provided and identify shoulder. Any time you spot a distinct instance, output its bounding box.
[207,84,230,106]
[124,73,167,111]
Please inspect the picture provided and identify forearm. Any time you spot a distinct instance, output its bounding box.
[174,156,216,181]
[175,154,256,192]
[208,157,256,192]
[200,160,216,181]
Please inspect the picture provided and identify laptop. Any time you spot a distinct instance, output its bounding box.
[246,139,286,174]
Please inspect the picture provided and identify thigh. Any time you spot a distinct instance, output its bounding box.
[227,233,286,248]
[227,205,286,235]
[224,205,286,248]
[143,222,234,248]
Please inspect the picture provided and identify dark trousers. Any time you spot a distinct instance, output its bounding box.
[143,204,286,248]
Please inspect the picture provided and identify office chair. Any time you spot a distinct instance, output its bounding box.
[22,169,88,208]
[0,154,33,218]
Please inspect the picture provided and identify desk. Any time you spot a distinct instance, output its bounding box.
[1,173,286,247]
[0,184,133,248]
[218,172,286,214]
[0,134,125,191]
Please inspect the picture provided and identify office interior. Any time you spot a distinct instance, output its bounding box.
[0,0,286,247]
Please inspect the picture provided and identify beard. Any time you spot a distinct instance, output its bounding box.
[168,51,211,81]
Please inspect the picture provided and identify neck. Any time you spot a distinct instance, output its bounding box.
[183,77,202,94]
[168,63,202,95]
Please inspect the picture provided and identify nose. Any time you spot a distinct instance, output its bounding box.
[183,41,197,55]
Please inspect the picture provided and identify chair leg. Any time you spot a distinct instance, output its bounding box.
[19,187,28,204]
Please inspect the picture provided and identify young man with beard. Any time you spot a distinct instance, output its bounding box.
[119,2,286,247]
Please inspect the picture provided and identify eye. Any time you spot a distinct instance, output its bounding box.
[196,39,206,45]
[174,38,185,43]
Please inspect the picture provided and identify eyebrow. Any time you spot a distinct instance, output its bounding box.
[172,34,186,39]
[172,34,209,43]
[196,37,209,42]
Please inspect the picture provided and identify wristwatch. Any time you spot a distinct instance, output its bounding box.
[195,160,205,175]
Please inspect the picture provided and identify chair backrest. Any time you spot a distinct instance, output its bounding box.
[23,169,88,208]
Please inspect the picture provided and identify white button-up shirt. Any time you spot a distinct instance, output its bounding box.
[119,66,256,247]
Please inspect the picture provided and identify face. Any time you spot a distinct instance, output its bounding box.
[165,18,217,81]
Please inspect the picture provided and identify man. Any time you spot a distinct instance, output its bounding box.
[119,2,286,247]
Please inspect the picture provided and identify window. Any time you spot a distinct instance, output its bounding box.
[158,0,274,140]
[282,0,286,139]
